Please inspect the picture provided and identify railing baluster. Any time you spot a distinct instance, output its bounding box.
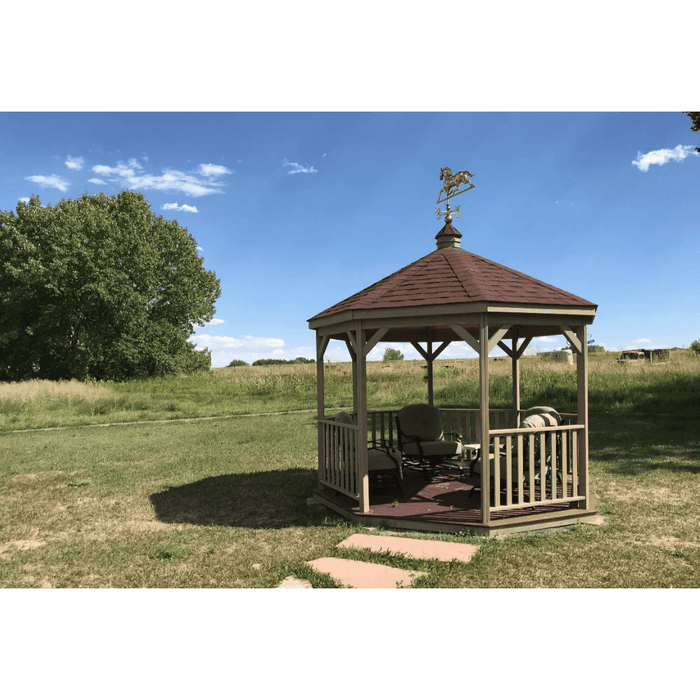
[528,434,535,503]
[516,434,523,506]
[572,430,579,496]
[494,436,501,508]
[550,431,558,498]
[562,428,568,497]
[505,435,513,506]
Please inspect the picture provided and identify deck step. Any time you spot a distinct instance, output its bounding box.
[337,534,480,563]
[307,557,426,589]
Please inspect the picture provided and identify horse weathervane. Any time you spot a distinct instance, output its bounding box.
[435,166,475,222]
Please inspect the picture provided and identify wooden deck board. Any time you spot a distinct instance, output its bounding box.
[314,467,597,536]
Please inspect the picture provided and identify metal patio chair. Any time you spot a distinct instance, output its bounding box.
[396,403,465,480]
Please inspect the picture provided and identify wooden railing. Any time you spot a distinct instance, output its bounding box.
[488,424,585,511]
[317,416,360,500]
[367,408,518,447]
[321,408,586,515]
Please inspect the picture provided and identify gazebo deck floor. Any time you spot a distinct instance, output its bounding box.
[313,468,598,537]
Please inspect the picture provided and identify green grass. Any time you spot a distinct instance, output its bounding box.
[2,351,699,431]
[2,352,700,588]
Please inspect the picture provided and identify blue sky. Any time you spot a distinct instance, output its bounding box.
[1,112,697,366]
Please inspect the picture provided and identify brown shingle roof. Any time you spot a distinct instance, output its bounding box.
[310,224,596,321]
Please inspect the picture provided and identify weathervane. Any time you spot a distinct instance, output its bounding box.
[435,166,475,222]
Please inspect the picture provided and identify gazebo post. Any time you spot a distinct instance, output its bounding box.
[354,322,370,513]
[479,315,491,524]
[576,324,589,510]
[316,334,329,476]
[426,339,434,405]
[511,329,520,427]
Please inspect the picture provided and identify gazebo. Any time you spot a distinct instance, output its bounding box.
[308,207,599,536]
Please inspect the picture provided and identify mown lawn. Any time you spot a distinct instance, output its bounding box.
[2,403,699,588]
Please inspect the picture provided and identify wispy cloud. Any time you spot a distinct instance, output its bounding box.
[65,155,84,170]
[283,158,317,175]
[90,159,231,197]
[25,174,70,192]
[194,334,284,349]
[88,178,106,185]
[162,202,199,213]
[634,338,651,344]
[18,197,29,204]
[632,145,699,172]
[197,164,232,177]
[206,319,225,326]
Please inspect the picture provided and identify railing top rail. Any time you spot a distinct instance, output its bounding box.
[318,417,361,431]
[490,424,584,436]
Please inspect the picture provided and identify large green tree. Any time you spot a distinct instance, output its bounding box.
[0,191,221,381]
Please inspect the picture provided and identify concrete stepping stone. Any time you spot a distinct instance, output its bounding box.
[307,557,425,589]
[337,533,480,563]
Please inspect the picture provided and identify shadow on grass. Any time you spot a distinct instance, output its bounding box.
[150,468,320,529]
[589,412,700,476]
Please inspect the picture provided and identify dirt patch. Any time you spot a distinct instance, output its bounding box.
[0,540,47,559]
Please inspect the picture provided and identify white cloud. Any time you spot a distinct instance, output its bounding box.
[194,334,285,349]
[91,159,231,197]
[18,197,29,204]
[632,145,699,172]
[197,246,203,251]
[65,155,84,170]
[197,163,232,177]
[633,338,651,344]
[283,158,317,175]
[25,174,70,192]
[206,319,225,326]
[88,178,106,185]
[162,202,199,213]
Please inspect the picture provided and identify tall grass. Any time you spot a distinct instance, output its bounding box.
[1,350,698,431]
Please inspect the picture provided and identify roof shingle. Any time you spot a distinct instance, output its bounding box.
[310,225,596,321]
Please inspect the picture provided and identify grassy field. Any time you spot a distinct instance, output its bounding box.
[1,350,699,588]
[2,349,698,431]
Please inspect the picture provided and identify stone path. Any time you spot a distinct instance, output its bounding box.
[277,532,480,589]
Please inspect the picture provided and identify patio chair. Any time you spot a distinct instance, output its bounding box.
[334,412,404,494]
[396,403,464,480]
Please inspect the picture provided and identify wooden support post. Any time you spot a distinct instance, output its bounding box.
[576,324,589,509]
[479,315,490,524]
[427,340,434,405]
[355,322,370,513]
[512,332,520,427]
[316,334,330,482]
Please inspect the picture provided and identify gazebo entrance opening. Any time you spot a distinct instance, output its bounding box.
[308,172,598,536]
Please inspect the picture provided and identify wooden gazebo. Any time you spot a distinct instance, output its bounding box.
[308,218,599,536]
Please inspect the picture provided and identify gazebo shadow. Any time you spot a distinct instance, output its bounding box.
[149,468,319,529]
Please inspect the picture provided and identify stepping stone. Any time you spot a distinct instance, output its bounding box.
[308,557,425,589]
[277,575,313,589]
[337,534,479,563]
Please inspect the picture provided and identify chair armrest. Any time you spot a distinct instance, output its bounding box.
[444,431,463,441]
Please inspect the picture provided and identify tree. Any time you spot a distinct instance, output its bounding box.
[227,359,249,367]
[685,112,700,153]
[690,340,700,355]
[382,347,404,361]
[0,191,221,381]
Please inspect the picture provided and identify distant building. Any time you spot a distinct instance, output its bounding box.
[539,348,574,364]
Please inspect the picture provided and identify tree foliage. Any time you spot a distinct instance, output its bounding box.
[686,112,700,153]
[0,191,221,381]
[251,357,314,366]
[382,348,404,361]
